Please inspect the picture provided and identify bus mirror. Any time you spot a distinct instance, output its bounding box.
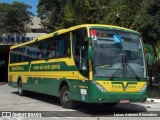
[88,46,94,60]
[85,37,91,41]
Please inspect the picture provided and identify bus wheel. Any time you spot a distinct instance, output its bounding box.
[18,80,24,96]
[60,85,75,109]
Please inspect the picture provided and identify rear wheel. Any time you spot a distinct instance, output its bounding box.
[60,85,76,109]
[18,80,24,96]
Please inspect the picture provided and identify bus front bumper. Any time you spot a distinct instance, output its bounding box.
[88,92,147,103]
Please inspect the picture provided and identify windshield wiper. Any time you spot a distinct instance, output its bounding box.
[121,42,140,81]
[109,52,140,81]
[125,61,140,81]
[122,51,126,77]
[95,65,110,69]
[109,68,123,80]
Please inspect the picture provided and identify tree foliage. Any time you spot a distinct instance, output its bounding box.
[37,0,160,44]
[38,0,109,32]
[37,0,67,32]
[133,0,160,43]
[0,2,34,34]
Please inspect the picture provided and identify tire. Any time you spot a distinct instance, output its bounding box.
[18,80,24,96]
[60,85,76,109]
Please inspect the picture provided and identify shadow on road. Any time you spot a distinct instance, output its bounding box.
[12,91,61,106]
[75,102,147,116]
[11,91,147,117]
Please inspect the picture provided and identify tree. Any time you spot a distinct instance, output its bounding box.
[0,2,34,34]
[101,0,142,27]
[131,0,160,61]
[37,0,160,47]
[63,0,109,26]
[37,0,67,32]
[133,0,160,43]
[37,0,109,31]
[37,0,145,31]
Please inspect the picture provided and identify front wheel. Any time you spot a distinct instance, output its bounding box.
[18,80,24,96]
[60,85,76,109]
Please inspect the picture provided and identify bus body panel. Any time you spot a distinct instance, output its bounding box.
[8,24,147,106]
[8,77,147,103]
[68,80,147,103]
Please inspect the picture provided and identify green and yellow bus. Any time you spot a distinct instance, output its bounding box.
[8,24,147,108]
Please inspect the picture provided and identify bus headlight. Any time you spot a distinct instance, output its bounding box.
[93,81,107,92]
[139,83,147,92]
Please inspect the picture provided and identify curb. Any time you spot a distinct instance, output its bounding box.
[0,82,7,85]
[147,98,160,103]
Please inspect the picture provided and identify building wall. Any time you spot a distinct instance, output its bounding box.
[0,17,47,45]
[0,17,47,82]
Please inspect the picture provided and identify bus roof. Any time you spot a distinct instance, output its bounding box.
[10,24,140,49]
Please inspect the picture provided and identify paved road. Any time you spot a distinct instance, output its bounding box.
[0,84,160,120]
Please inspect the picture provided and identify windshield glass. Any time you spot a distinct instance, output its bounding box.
[91,29,146,78]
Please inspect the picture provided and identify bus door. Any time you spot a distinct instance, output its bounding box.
[72,28,89,78]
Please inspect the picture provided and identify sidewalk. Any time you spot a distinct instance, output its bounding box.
[147,98,160,103]
[0,82,7,85]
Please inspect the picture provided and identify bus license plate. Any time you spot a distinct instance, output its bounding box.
[120,100,129,103]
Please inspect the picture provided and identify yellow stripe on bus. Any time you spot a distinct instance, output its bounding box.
[9,71,88,83]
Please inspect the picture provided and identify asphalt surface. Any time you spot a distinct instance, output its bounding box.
[0,83,160,120]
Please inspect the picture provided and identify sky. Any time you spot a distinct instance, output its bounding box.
[0,0,39,16]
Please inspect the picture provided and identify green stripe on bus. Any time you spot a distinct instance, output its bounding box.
[9,62,77,72]
[23,77,60,96]
[9,64,30,72]
[30,62,77,71]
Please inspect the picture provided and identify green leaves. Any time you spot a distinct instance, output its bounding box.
[37,0,160,45]
[37,0,109,31]
[36,0,160,63]
[0,2,34,34]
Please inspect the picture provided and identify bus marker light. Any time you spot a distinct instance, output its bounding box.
[98,99,103,101]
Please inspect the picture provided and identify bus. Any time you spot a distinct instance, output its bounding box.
[8,24,147,108]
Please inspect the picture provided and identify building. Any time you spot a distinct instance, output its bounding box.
[0,17,47,45]
[0,17,47,82]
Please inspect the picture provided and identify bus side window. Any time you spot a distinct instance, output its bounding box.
[56,33,70,58]
[42,33,70,59]
[64,34,70,56]
[48,44,56,58]
[57,39,65,57]
[43,42,49,59]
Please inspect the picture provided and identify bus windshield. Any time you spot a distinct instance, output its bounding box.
[91,29,146,79]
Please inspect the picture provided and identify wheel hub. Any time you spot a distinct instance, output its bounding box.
[63,91,71,103]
